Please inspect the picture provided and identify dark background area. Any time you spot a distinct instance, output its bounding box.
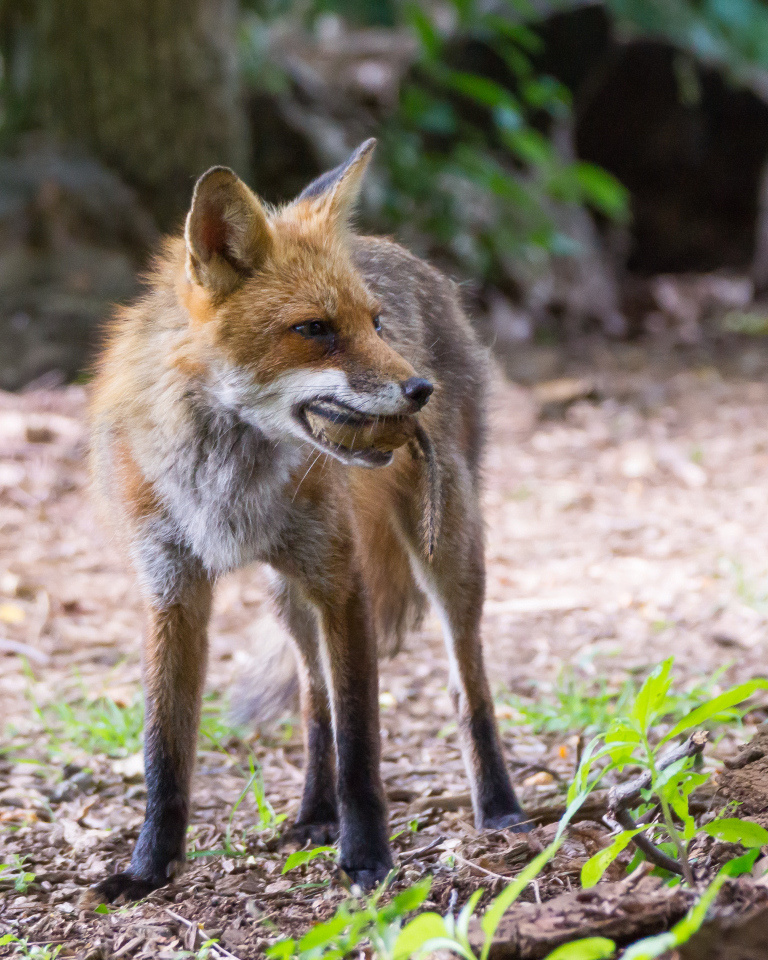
[3,0,768,389]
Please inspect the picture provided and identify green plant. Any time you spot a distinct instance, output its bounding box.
[0,855,36,893]
[498,664,743,740]
[190,754,286,859]
[575,660,768,886]
[376,0,628,287]
[265,661,768,959]
[267,782,593,959]
[10,676,246,765]
[0,934,62,959]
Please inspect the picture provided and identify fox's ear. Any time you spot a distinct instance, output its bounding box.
[297,139,376,227]
[185,167,273,295]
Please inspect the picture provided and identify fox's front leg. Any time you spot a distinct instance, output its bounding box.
[310,569,392,888]
[94,573,212,902]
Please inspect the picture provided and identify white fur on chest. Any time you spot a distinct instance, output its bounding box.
[135,405,307,585]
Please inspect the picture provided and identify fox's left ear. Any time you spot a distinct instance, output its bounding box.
[185,167,273,296]
[296,138,376,226]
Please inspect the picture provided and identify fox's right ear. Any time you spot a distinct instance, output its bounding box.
[185,167,273,296]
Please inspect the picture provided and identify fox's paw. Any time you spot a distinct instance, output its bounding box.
[86,870,168,905]
[482,811,533,834]
[339,850,393,891]
[290,818,340,845]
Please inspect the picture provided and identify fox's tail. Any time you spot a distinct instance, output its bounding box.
[230,631,301,727]
[231,564,427,728]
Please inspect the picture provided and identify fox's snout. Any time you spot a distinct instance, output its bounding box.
[401,377,433,411]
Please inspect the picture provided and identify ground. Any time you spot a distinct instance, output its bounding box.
[2,345,768,958]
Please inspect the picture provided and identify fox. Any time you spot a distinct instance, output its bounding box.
[89,139,528,902]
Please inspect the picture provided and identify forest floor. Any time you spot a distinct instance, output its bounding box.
[3,344,768,958]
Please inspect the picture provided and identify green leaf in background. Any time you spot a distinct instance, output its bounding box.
[543,937,616,960]
[661,679,768,743]
[446,70,521,111]
[282,845,336,873]
[406,4,442,60]
[581,829,643,888]
[702,818,768,848]
[574,163,629,219]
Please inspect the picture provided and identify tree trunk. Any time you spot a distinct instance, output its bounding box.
[34,0,248,226]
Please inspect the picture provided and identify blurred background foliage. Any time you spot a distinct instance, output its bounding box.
[2,0,768,387]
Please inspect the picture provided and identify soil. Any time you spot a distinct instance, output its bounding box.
[3,348,768,958]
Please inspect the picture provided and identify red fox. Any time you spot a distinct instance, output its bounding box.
[89,139,527,901]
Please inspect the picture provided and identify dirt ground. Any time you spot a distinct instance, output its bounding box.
[3,345,768,958]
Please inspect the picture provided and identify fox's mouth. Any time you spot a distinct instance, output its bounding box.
[296,399,414,466]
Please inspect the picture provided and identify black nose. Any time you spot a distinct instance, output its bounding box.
[402,377,433,410]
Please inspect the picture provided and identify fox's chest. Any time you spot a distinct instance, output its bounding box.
[152,419,308,575]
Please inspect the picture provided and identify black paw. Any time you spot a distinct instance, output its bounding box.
[290,819,340,845]
[339,853,393,891]
[89,870,167,904]
[482,810,533,833]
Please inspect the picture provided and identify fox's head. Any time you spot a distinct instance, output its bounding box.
[179,139,432,467]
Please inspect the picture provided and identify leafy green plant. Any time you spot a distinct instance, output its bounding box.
[0,854,36,893]
[263,660,768,958]
[0,934,62,959]
[376,0,628,288]
[575,660,768,886]
[282,846,337,874]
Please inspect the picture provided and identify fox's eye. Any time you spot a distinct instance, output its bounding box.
[294,320,334,341]
[373,315,382,335]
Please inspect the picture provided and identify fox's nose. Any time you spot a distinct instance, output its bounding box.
[401,377,433,410]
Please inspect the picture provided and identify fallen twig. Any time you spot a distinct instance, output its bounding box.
[0,637,50,665]
[165,908,243,960]
[399,836,445,865]
[612,807,684,876]
[607,730,709,882]
[608,731,709,811]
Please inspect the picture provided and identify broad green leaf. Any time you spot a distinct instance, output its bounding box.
[391,877,432,914]
[407,6,441,60]
[282,845,335,873]
[574,162,629,219]
[702,818,768,848]
[503,128,553,167]
[298,911,351,951]
[653,755,692,793]
[581,830,643,888]
[447,71,521,111]
[392,912,450,959]
[265,939,295,959]
[631,659,673,733]
[661,679,768,743]
[720,848,761,877]
[543,937,616,960]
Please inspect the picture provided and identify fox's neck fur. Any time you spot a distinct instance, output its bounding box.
[96,251,324,593]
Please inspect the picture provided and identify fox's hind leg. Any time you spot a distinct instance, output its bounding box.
[400,462,528,832]
[273,577,339,843]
